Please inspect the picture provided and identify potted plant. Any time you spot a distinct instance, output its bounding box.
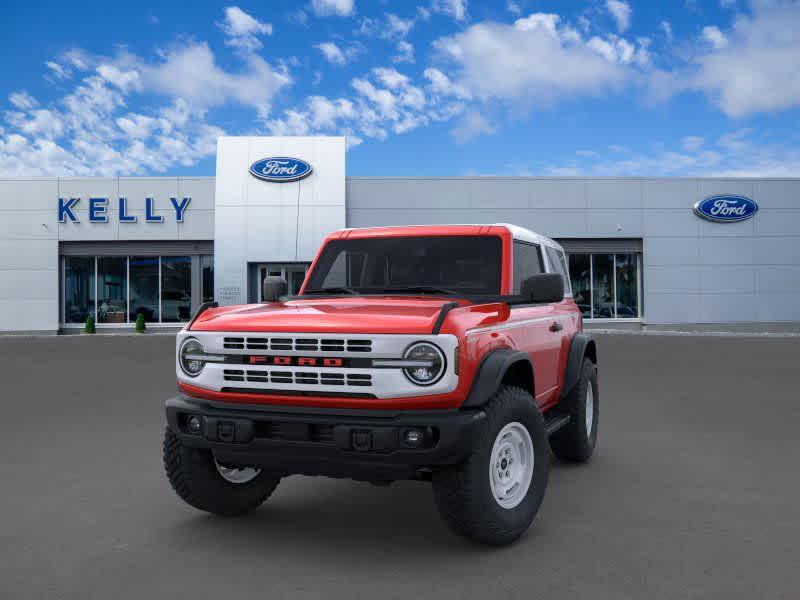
[84,314,95,334]
[135,313,146,333]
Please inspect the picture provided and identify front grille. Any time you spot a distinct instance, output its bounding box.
[223,369,372,387]
[224,336,372,353]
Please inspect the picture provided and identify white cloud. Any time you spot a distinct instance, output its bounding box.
[386,14,414,38]
[0,33,288,175]
[423,67,472,100]
[701,25,728,49]
[96,64,142,93]
[266,66,462,145]
[690,1,800,116]
[720,0,736,7]
[314,42,362,66]
[432,13,638,107]
[451,110,496,142]
[660,20,673,43]
[545,128,800,177]
[393,41,415,63]
[681,135,704,151]
[218,6,272,51]
[9,91,38,111]
[45,61,71,80]
[507,1,522,16]
[606,0,632,33]
[140,42,290,116]
[359,13,415,41]
[310,0,354,17]
[430,0,468,21]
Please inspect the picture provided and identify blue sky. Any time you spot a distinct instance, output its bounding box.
[1,0,798,177]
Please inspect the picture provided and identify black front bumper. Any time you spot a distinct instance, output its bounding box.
[166,394,485,481]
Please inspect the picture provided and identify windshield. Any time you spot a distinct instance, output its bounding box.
[304,235,502,296]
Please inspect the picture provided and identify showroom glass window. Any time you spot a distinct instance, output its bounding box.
[61,254,214,326]
[97,257,127,323]
[567,253,641,319]
[201,255,214,303]
[161,256,191,322]
[64,256,95,323]
[129,256,159,322]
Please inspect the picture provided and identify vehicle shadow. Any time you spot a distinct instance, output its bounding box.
[157,474,549,560]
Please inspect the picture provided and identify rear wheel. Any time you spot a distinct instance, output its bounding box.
[432,385,550,546]
[163,428,281,516]
[550,357,598,463]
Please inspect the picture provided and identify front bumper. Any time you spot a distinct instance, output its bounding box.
[166,394,485,481]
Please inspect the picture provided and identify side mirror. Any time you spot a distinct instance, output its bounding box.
[262,276,288,302]
[521,273,564,304]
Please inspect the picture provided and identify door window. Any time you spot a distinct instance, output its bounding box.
[512,241,544,293]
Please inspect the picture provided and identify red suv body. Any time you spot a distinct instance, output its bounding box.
[164,224,598,545]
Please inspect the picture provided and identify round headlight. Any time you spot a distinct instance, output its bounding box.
[179,337,205,377]
[403,342,445,386]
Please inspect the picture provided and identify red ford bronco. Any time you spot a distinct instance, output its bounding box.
[164,224,598,545]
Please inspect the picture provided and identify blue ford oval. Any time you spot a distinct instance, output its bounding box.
[249,157,313,182]
[693,195,758,223]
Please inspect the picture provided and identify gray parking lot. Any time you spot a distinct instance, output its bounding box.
[1,333,798,599]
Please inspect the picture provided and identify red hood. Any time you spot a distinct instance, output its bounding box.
[190,297,466,334]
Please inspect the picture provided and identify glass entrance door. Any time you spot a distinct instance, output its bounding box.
[257,263,309,300]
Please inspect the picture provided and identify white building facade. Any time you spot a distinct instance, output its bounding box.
[0,136,798,333]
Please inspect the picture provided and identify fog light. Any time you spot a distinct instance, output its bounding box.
[403,428,425,448]
[187,415,202,434]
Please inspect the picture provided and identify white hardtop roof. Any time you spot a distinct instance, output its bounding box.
[494,223,563,251]
[337,223,562,250]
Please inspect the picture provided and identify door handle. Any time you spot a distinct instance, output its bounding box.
[549,321,563,333]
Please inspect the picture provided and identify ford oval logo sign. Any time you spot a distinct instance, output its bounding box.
[693,195,758,223]
[249,157,312,182]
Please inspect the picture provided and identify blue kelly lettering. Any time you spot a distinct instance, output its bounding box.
[145,197,163,223]
[170,197,191,222]
[58,198,79,223]
[119,197,136,223]
[88,198,108,222]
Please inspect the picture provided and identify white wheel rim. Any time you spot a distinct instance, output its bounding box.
[214,458,261,484]
[489,422,535,510]
[585,381,594,436]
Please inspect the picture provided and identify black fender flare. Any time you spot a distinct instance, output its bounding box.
[462,349,533,408]
[560,333,597,400]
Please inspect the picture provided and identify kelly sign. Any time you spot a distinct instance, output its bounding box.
[58,197,191,223]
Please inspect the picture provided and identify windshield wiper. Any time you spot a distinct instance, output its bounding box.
[303,286,360,295]
[377,286,461,296]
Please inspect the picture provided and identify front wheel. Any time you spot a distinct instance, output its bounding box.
[432,386,550,546]
[550,357,598,463]
[163,428,281,516]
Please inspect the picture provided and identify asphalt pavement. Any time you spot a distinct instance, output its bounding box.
[1,333,798,599]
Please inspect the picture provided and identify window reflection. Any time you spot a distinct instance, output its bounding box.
[201,255,214,303]
[97,257,127,323]
[567,252,641,319]
[592,254,615,318]
[64,256,95,323]
[615,254,639,318]
[568,254,591,319]
[161,256,191,322]
[130,256,159,322]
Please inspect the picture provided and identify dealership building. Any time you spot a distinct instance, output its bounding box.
[1,135,798,334]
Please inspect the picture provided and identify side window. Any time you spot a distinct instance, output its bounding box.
[512,241,544,293]
[545,246,571,295]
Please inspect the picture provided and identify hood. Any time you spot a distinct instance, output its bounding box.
[190,297,465,334]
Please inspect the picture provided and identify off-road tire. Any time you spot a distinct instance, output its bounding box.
[550,357,598,463]
[432,385,550,546]
[163,427,280,516]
